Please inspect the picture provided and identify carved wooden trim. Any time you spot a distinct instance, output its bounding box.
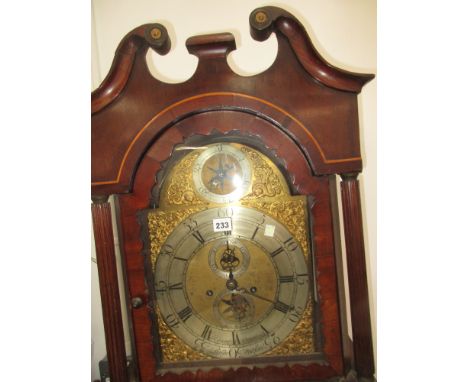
[91,92,362,190]
[249,6,374,93]
[92,6,374,116]
[186,32,236,59]
[92,201,128,382]
[91,23,171,114]
[339,174,374,378]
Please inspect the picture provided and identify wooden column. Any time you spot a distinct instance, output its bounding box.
[339,174,375,379]
[92,197,128,382]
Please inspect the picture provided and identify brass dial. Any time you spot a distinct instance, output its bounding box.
[149,141,314,363]
[154,206,309,359]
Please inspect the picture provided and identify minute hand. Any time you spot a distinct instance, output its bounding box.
[238,288,276,305]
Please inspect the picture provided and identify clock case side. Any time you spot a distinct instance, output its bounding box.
[91,5,375,382]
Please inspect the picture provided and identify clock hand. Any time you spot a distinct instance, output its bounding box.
[241,289,273,304]
[238,288,286,307]
[220,176,225,191]
[218,155,224,172]
[226,268,238,291]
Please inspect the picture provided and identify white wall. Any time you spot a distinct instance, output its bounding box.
[91,1,376,380]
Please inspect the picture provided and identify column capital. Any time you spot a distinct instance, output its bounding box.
[91,195,110,204]
[340,172,360,181]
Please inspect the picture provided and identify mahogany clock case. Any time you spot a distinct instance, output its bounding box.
[91,5,375,382]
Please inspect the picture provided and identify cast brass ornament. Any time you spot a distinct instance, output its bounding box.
[255,11,268,24]
[146,142,315,363]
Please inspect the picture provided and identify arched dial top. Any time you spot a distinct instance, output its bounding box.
[158,142,291,207]
[146,141,315,363]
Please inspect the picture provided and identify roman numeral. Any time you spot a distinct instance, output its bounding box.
[232,331,241,345]
[251,226,259,240]
[169,282,183,290]
[192,231,205,244]
[155,281,167,293]
[160,244,174,256]
[260,324,270,336]
[270,247,284,258]
[165,314,179,328]
[279,275,294,283]
[283,237,298,251]
[201,325,212,340]
[177,306,192,322]
[274,301,291,314]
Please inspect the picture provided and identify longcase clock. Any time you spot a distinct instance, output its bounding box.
[91,6,375,382]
